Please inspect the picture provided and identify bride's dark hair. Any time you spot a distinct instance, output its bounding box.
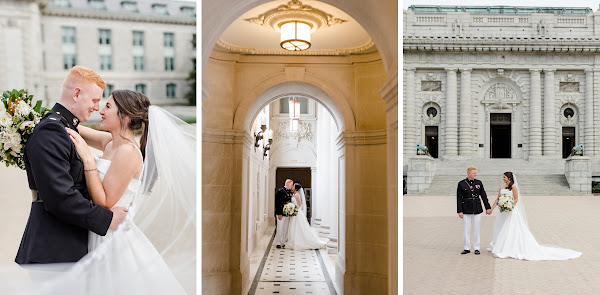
[110,89,151,159]
[294,183,302,191]
[504,171,514,191]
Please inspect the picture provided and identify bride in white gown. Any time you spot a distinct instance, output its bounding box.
[42,90,195,294]
[287,183,327,250]
[488,172,581,260]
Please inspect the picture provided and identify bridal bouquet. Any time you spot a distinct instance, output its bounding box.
[0,89,50,169]
[498,193,516,212]
[283,202,298,217]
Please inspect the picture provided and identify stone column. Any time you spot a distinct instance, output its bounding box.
[404,68,416,156]
[459,68,472,156]
[585,69,594,156]
[529,69,542,157]
[543,69,556,157]
[445,68,459,157]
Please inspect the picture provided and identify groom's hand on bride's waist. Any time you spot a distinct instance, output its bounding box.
[277,215,282,220]
[109,206,129,230]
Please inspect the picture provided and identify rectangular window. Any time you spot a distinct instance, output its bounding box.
[135,84,146,94]
[134,56,145,71]
[54,0,70,7]
[103,84,114,98]
[164,33,174,47]
[166,83,176,98]
[89,0,106,10]
[90,0,106,10]
[100,55,112,70]
[280,98,289,113]
[63,54,76,70]
[121,1,138,12]
[181,6,195,17]
[61,26,76,44]
[299,97,308,114]
[133,31,144,46]
[164,57,175,71]
[153,4,168,15]
[99,29,111,45]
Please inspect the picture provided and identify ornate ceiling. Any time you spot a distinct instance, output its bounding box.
[216,0,375,56]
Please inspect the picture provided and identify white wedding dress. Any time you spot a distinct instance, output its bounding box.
[0,106,196,295]
[488,187,581,260]
[287,189,327,250]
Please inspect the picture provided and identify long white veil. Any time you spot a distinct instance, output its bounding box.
[512,173,528,227]
[298,188,306,212]
[0,106,196,295]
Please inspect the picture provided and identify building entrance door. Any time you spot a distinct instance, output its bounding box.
[425,126,438,158]
[562,127,576,158]
[275,167,312,224]
[490,113,511,158]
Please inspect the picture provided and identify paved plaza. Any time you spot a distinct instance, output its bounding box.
[404,194,600,294]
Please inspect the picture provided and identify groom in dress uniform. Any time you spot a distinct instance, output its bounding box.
[15,66,128,264]
[457,167,491,255]
[274,179,293,249]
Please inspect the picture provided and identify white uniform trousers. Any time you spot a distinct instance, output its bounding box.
[275,216,289,246]
[462,213,482,251]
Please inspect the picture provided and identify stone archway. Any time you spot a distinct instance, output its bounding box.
[238,79,350,294]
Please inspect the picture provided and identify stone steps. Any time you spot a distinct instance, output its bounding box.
[326,236,338,254]
[419,174,586,196]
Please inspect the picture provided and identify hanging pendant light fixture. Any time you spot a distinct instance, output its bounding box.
[280,21,311,51]
[245,0,347,53]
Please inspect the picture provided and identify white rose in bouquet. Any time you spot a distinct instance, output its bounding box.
[15,100,32,118]
[283,202,298,217]
[0,112,11,128]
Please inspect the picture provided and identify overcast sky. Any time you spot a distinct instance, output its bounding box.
[403,0,600,10]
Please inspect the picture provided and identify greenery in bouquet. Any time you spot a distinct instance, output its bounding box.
[283,202,298,217]
[498,193,515,213]
[0,89,50,169]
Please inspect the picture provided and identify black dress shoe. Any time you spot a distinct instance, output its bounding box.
[276,245,281,249]
[474,250,480,255]
[461,250,470,254]
[282,245,286,249]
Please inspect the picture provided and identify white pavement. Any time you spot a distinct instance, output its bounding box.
[404,195,600,294]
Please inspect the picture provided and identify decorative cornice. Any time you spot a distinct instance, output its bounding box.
[403,35,600,52]
[41,7,195,25]
[245,0,346,33]
[216,39,375,56]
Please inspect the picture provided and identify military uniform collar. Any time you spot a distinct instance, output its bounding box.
[52,103,80,129]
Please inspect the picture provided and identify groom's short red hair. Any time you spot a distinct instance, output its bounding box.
[63,65,106,89]
[467,167,477,173]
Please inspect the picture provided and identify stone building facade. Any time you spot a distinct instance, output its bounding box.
[404,5,600,187]
[0,0,195,106]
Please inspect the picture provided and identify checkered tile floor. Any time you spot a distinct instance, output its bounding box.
[253,243,333,295]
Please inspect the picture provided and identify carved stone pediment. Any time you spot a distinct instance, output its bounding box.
[560,115,577,126]
[481,82,520,109]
